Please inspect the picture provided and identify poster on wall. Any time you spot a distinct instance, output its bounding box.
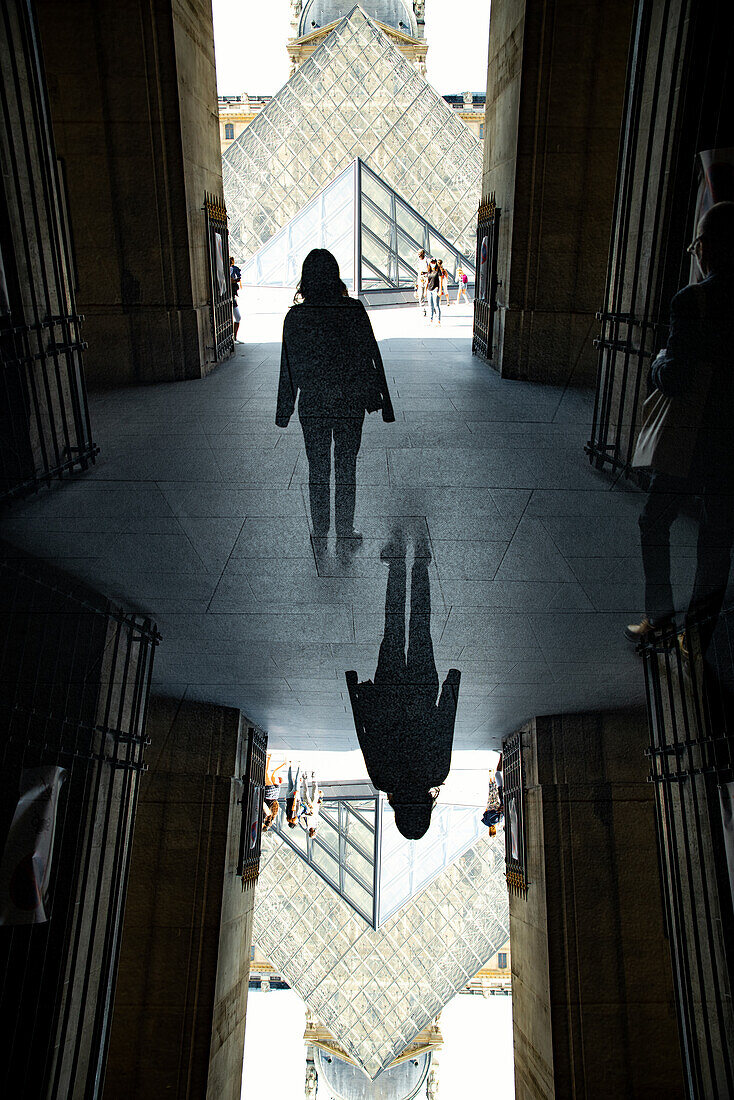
[0,766,67,925]
[719,780,734,911]
[479,235,488,300]
[250,782,262,849]
[214,230,228,298]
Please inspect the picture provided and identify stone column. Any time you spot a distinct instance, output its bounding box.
[508,709,685,1099]
[480,0,634,384]
[103,696,257,1100]
[35,0,225,386]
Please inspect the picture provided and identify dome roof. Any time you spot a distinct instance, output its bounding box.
[298,2,418,39]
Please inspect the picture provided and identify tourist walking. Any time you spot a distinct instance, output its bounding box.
[482,756,504,836]
[456,267,469,304]
[427,260,441,325]
[264,753,285,799]
[416,249,429,316]
[276,249,395,543]
[626,201,734,654]
[300,771,322,837]
[285,762,301,828]
[438,260,451,308]
[230,255,242,340]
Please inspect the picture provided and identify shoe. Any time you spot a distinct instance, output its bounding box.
[677,631,689,662]
[380,529,406,561]
[336,529,363,543]
[624,616,675,643]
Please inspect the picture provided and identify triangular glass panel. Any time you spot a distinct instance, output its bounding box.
[272,779,488,930]
[240,158,475,303]
[254,823,509,1078]
[223,7,483,264]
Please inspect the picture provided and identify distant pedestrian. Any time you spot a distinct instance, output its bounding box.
[264,753,285,802]
[427,260,441,325]
[300,771,323,837]
[482,757,503,836]
[438,261,451,307]
[416,249,429,316]
[230,255,242,341]
[456,267,469,304]
[285,762,301,828]
[262,799,279,832]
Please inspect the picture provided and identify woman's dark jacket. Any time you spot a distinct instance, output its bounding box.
[650,272,734,482]
[276,297,395,426]
[345,668,460,795]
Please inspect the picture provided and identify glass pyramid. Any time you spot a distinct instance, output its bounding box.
[254,829,509,1079]
[272,779,486,928]
[240,158,475,297]
[223,6,483,264]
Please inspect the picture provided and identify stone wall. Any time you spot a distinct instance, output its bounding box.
[481,0,633,385]
[509,709,685,1099]
[35,0,224,387]
[104,696,256,1100]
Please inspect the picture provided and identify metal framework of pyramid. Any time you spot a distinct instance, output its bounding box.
[254,829,509,1079]
[240,158,475,301]
[272,780,486,928]
[223,6,483,265]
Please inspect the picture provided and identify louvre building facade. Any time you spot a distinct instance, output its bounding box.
[222,6,483,286]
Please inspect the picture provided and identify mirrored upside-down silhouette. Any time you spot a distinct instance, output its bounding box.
[345,526,460,840]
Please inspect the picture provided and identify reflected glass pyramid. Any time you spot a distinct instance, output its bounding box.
[254,826,509,1079]
[223,6,483,264]
[240,158,475,295]
[273,779,485,928]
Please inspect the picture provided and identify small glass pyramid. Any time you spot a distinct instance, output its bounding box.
[254,826,509,1079]
[240,158,475,297]
[273,779,486,928]
[223,6,483,264]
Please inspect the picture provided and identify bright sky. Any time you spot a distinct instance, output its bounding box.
[211,0,491,97]
[241,988,515,1097]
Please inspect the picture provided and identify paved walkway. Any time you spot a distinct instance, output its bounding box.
[4,299,700,749]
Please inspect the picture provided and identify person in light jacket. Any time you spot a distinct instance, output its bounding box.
[276,249,395,542]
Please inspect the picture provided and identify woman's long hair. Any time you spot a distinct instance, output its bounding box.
[294,248,347,304]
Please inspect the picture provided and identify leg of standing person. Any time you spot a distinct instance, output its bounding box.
[638,472,691,628]
[435,289,441,324]
[299,416,332,536]
[333,415,364,538]
[687,482,734,648]
[406,552,440,699]
[376,538,408,690]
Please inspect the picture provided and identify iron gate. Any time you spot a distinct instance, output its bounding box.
[0,0,98,503]
[502,730,528,896]
[238,725,267,884]
[472,194,501,363]
[0,551,159,1098]
[204,192,235,362]
[587,0,734,477]
[641,613,734,1098]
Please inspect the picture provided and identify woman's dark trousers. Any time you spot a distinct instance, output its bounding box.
[639,471,734,637]
[300,414,364,536]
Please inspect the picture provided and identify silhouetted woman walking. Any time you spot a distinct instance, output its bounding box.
[276,250,395,541]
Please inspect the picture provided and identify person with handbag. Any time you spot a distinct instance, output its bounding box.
[627,201,734,647]
[276,249,395,543]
